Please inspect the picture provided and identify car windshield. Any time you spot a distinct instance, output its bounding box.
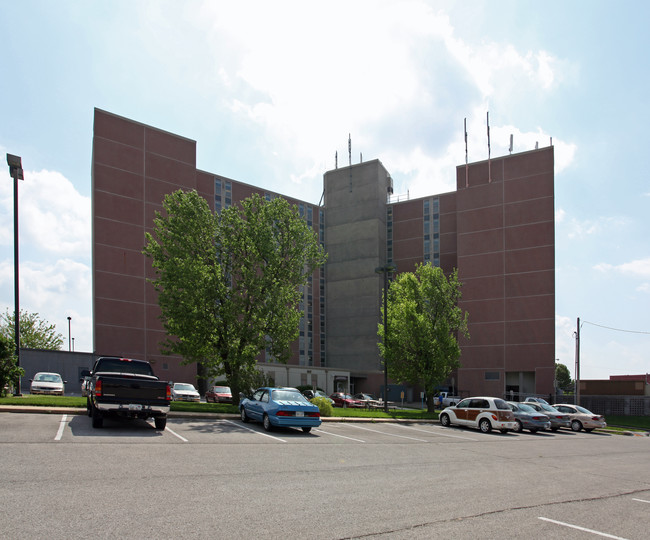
[174,384,196,391]
[213,386,230,393]
[35,373,61,382]
[272,389,309,402]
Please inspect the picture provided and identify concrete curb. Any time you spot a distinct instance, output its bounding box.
[1,406,647,433]
[0,405,436,423]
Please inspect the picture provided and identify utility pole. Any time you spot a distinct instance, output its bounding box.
[574,317,580,405]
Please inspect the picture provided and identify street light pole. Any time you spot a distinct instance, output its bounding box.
[67,316,72,351]
[375,264,396,413]
[7,154,24,396]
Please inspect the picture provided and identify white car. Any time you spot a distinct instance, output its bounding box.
[439,396,518,434]
[553,404,607,432]
[171,382,200,402]
[30,372,66,396]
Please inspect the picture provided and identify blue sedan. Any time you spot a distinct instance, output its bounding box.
[240,387,322,433]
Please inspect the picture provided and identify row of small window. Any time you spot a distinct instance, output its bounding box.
[214,178,232,213]
[386,206,394,264]
[423,198,440,215]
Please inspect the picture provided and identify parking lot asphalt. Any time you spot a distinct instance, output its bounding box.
[1,412,650,539]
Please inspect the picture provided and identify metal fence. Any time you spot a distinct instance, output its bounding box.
[503,392,650,417]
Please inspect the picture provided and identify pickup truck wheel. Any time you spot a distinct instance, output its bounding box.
[240,407,249,423]
[439,413,451,427]
[91,404,103,428]
[154,416,167,430]
[263,414,273,432]
[302,427,312,433]
[479,418,492,433]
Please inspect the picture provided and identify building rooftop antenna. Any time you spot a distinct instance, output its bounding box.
[464,117,468,188]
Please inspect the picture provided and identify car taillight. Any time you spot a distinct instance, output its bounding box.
[276,411,294,416]
[95,379,102,397]
[591,416,601,420]
[166,384,172,401]
[533,416,545,421]
[306,412,320,418]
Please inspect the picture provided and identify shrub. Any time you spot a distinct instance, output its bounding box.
[310,396,333,417]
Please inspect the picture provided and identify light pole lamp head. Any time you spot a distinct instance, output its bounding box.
[6,153,24,180]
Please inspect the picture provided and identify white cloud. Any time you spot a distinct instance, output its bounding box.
[20,169,91,257]
[595,257,650,279]
[194,0,576,196]
[0,167,92,352]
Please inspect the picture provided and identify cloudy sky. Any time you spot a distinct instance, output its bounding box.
[1,0,649,379]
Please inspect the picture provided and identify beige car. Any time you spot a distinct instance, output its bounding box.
[439,396,518,434]
[553,404,607,432]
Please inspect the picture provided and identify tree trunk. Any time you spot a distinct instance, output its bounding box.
[426,393,436,413]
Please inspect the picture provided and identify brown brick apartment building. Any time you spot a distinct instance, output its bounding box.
[92,108,555,399]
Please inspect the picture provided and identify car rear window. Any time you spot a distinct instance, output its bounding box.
[273,390,308,402]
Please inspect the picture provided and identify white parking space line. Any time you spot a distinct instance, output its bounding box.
[538,517,629,539]
[54,414,68,441]
[221,419,287,442]
[632,498,650,504]
[314,428,365,443]
[391,423,479,441]
[345,424,429,442]
[165,426,188,442]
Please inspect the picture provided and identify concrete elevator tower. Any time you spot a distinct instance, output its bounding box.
[323,160,393,391]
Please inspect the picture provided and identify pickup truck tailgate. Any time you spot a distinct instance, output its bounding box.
[98,376,169,403]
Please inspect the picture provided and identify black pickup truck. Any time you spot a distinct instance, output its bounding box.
[86,356,171,430]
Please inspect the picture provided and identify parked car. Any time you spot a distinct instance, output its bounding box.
[506,401,551,433]
[171,382,200,402]
[439,396,517,434]
[329,392,365,408]
[30,372,66,396]
[86,356,171,430]
[524,401,571,431]
[553,404,607,432]
[302,389,335,405]
[353,393,383,408]
[435,391,461,407]
[240,387,321,433]
[80,369,91,397]
[205,385,233,403]
[524,396,549,405]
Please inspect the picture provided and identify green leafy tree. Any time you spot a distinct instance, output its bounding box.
[143,190,326,402]
[0,309,63,350]
[0,334,24,396]
[378,263,469,412]
[555,362,574,393]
